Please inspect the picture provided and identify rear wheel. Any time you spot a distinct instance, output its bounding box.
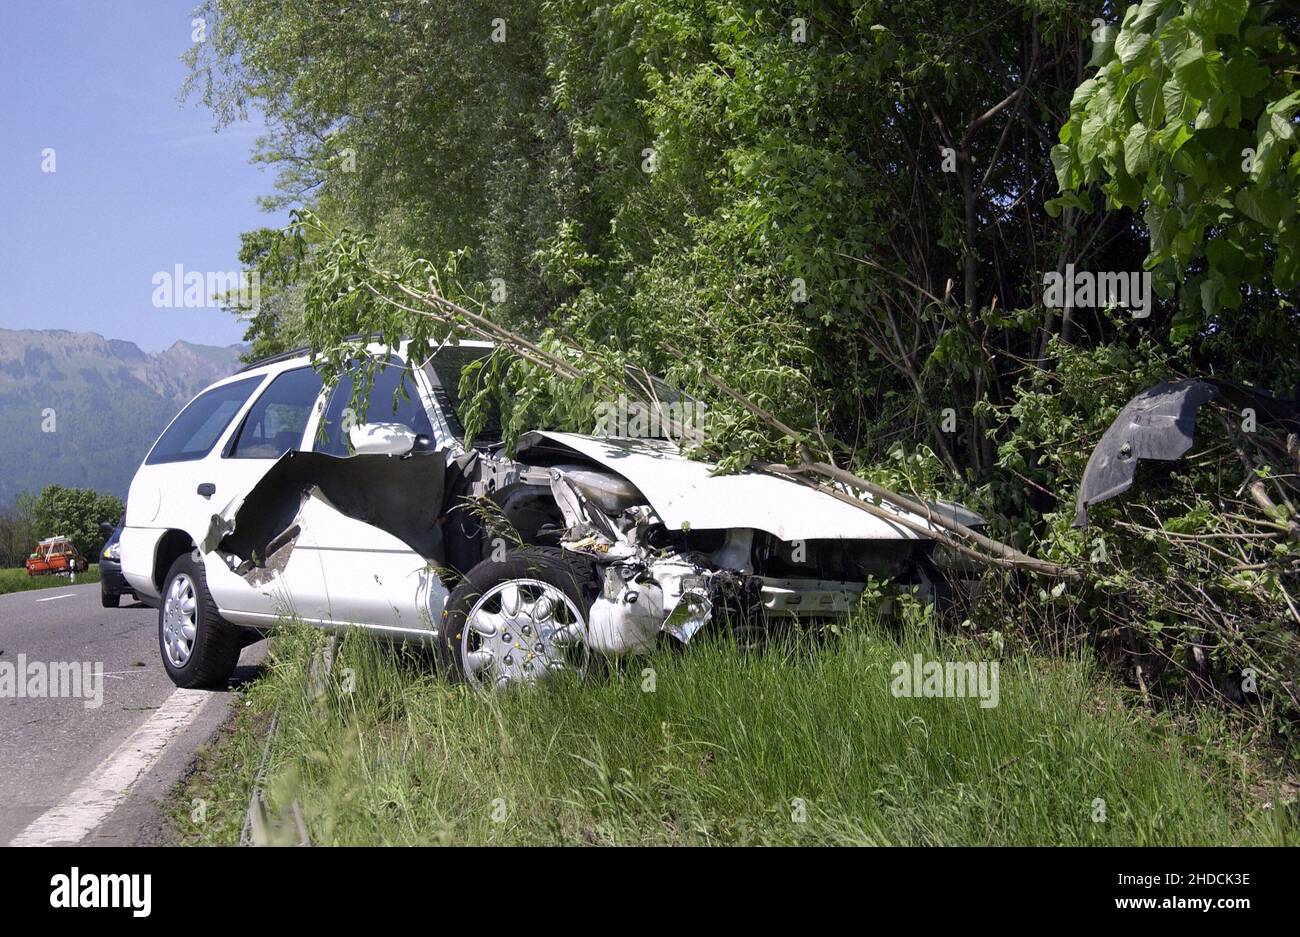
[158,554,242,689]
[436,547,599,690]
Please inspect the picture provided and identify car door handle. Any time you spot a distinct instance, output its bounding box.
[197,483,216,498]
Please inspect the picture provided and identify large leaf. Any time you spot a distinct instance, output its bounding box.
[1172,46,1216,101]
[1162,76,1193,123]
[1050,143,1076,191]
[1196,0,1250,37]
[1235,186,1280,228]
[1145,201,1179,254]
[1124,123,1157,174]
[1115,28,1154,67]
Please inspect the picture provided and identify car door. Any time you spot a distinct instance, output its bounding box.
[284,357,450,634]
[123,373,269,600]
[198,366,329,623]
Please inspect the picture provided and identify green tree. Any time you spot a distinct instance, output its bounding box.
[192,0,1121,481]
[30,485,124,561]
[0,492,38,568]
[1051,0,1300,344]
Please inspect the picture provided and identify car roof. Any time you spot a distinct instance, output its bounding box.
[235,337,495,375]
[213,338,495,391]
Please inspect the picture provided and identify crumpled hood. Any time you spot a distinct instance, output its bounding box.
[519,431,983,542]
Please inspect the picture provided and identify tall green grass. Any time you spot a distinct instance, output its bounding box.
[0,565,100,595]
[176,618,1297,846]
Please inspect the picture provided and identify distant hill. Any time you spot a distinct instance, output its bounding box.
[0,329,247,504]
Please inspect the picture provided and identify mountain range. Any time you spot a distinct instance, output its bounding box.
[0,329,248,505]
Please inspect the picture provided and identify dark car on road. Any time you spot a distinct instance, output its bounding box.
[99,519,134,608]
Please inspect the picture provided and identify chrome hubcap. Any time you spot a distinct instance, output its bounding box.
[162,573,198,667]
[462,579,588,689]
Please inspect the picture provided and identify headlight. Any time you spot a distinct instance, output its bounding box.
[104,542,121,560]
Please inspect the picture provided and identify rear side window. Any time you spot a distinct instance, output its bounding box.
[145,376,263,465]
[315,358,434,456]
[228,367,324,459]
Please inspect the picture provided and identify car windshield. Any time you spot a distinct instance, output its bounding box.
[423,345,503,447]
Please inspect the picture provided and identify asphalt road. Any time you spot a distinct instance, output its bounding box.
[0,582,263,846]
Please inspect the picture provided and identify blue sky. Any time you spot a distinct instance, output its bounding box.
[0,1,284,351]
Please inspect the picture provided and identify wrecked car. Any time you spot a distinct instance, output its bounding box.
[121,341,983,690]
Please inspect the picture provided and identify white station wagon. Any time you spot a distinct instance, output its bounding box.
[122,341,980,690]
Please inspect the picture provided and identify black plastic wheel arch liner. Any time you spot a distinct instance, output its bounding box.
[1073,377,1300,527]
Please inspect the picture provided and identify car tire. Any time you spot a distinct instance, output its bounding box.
[436,546,600,688]
[158,553,243,689]
[100,583,119,609]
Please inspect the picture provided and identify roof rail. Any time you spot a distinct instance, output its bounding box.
[235,346,311,373]
[234,333,389,373]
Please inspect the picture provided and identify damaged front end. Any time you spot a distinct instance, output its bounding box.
[529,438,953,658]
[546,466,722,652]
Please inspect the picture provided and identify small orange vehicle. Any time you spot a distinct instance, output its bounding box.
[25,536,90,576]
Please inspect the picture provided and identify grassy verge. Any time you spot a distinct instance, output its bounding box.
[173,617,1299,846]
[0,565,100,595]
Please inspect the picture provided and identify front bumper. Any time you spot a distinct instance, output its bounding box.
[100,560,133,597]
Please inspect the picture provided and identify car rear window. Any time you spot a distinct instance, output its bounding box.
[145,376,263,465]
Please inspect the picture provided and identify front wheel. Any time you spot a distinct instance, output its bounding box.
[158,554,242,689]
[100,583,119,608]
[436,547,599,690]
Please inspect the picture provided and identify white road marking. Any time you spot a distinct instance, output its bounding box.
[8,687,211,846]
[34,593,76,603]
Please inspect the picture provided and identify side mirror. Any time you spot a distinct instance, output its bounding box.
[348,422,418,456]
[99,521,115,536]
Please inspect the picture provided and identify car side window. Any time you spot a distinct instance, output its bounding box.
[145,376,263,465]
[315,358,435,455]
[228,367,324,459]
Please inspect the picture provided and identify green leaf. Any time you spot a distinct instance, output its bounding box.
[1172,46,1215,100]
[1145,202,1179,253]
[1162,77,1192,123]
[1270,111,1295,142]
[1079,107,1109,165]
[1196,0,1250,37]
[1235,186,1279,227]
[1124,123,1156,174]
[1069,78,1100,111]
[1133,0,1168,31]
[1156,121,1193,153]
[1050,144,1076,191]
[1110,164,1143,208]
[1199,275,1218,315]
[1088,26,1118,68]
[1136,75,1163,125]
[1115,28,1153,67]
